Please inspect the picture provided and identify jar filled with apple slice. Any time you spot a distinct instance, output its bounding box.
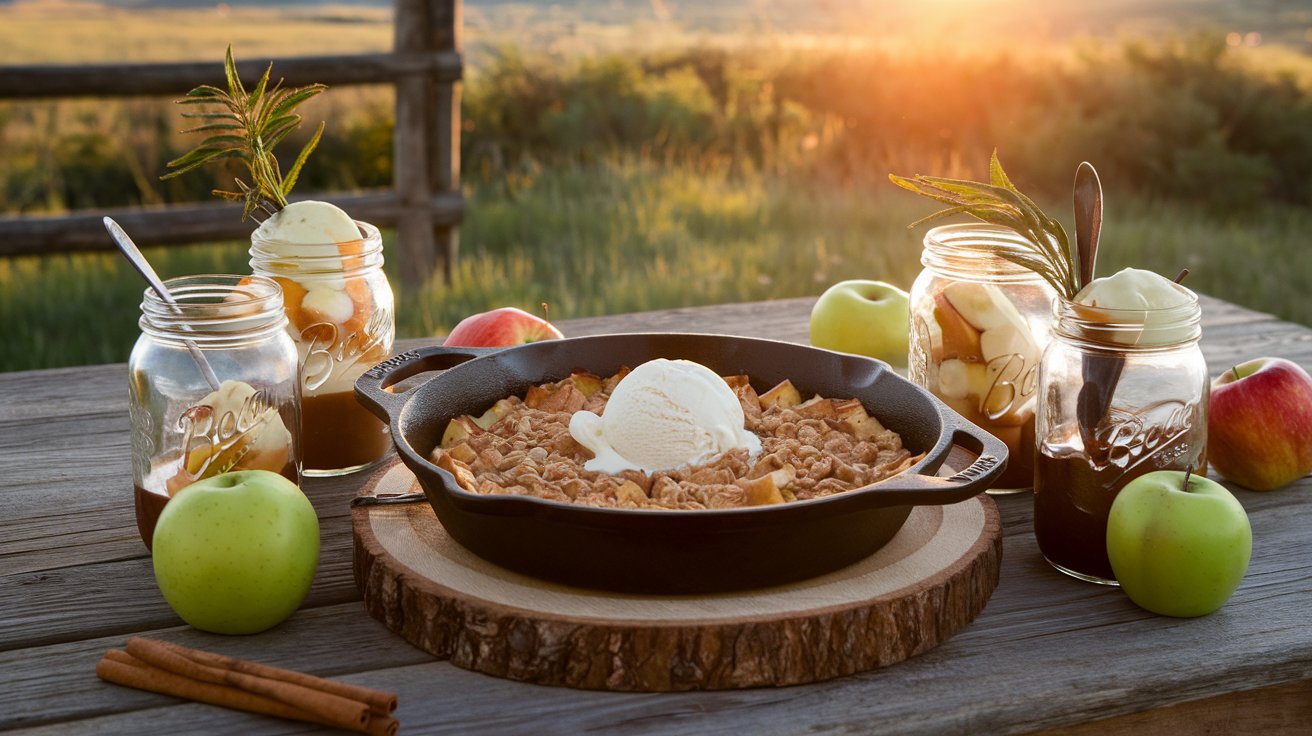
[128,275,301,549]
[1033,269,1208,584]
[250,203,395,476]
[909,223,1058,492]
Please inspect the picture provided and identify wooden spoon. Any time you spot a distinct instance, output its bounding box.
[1073,161,1103,290]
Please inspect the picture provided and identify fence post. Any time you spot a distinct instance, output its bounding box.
[430,0,462,284]
[393,0,461,288]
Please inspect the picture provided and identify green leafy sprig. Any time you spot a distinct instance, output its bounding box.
[889,151,1079,300]
[161,46,327,222]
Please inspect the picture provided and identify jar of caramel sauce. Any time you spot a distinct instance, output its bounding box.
[128,275,301,548]
[1034,293,1208,584]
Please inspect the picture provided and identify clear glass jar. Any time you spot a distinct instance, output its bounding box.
[250,219,394,476]
[1034,293,1207,584]
[909,223,1058,492]
[128,275,301,549]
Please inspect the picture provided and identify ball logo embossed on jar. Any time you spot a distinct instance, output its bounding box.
[129,404,156,480]
[1092,399,1198,474]
[300,306,394,392]
[910,314,932,386]
[980,353,1040,422]
[177,386,282,483]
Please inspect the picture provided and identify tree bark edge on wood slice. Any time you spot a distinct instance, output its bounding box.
[352,460,1002,691]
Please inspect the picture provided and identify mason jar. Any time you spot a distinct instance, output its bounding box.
[128,274,301,549]
[250,219,394,476]
[1034,292,1207,584]
[909,223,1059,492]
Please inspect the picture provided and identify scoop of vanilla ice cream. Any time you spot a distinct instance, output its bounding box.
[1074,267,1197,347]
[569,359,762,474]
[254,200,362,245]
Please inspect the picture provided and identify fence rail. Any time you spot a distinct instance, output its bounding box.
[0,0,463,286]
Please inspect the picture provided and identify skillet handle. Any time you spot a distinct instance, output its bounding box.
[868,414,1011,505]
[354,344,504,424]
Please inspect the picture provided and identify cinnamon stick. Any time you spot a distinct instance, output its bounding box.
[143,637,397,715]
[125,638,370,729]
[97,651,344,729]
[97,642,399,735]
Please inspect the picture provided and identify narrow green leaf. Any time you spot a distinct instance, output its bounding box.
[263,121,301,152]
[160,149,243,179]
[164,145,232,169]
[989,149,1015,191]
[180,85,226,99]
[179,122,244,135]
[268,85,326,120]
[179,115,243,127]
[248,62,273,113]
[281,121,324,196]
[223,46,245,99]
[906,205,973,230]
[260,112,302,134]
[191,134,247,149]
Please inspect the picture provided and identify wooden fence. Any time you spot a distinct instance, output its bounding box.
[0,0,463,286]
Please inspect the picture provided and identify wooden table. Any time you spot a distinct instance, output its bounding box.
[3,295,1310,735]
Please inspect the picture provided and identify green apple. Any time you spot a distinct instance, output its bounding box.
[152,470,320,634]
[809,280,910,366]
[1106,470,1251,618]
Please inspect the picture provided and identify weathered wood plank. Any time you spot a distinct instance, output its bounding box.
[0,461,375,575]
[0,190,463,257]
[0,364,126,422]
[0,551,359,654]
[0,51,462,100]
[0,602,432,731]
[0,482,364,650]
[1036,678,1312,736]
[7,615,1311,736]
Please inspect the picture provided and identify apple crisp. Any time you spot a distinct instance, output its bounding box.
[429,369,924,509]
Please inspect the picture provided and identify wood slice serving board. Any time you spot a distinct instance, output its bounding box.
[352,459,1002,691]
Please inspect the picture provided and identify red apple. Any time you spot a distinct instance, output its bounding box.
[443,307,564,347]
[1208,357,1312,491]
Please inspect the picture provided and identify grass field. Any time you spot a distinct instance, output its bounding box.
[4,1,1312,371]
[6,157,1311,371]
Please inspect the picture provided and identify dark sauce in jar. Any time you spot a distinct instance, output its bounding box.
[1034,437,1199,583]
[301,390,391,472]
[133,462,299,549]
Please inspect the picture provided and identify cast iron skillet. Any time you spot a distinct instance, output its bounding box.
[355,333,1007,594]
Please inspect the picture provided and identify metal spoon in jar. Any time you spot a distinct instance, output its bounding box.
[103,217,221,391]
